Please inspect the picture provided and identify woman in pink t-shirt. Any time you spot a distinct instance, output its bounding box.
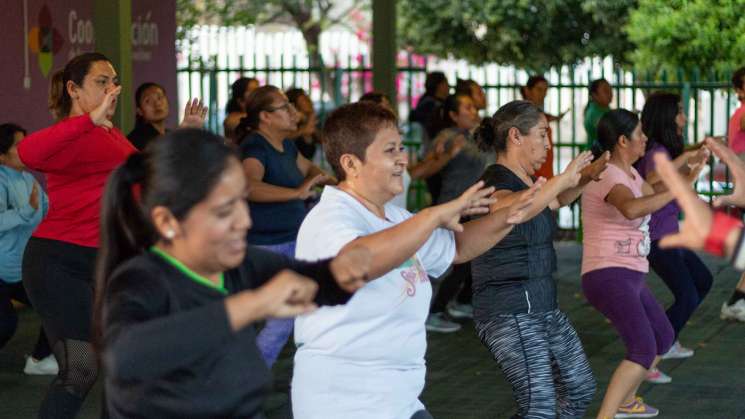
[581,109,703,419]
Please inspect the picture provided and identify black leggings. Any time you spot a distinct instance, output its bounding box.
[23,237,98,419]
[430,262,472,314]
[0,280,51,359]
[648,240,713,338]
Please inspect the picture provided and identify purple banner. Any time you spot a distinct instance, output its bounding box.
[131,0,178,128]
[0,0,177,132]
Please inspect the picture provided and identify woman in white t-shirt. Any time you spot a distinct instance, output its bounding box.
[292,101,542,419]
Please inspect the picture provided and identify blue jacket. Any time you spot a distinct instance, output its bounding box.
[0,166,47,283]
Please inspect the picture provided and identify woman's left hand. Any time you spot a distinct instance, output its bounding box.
[180,98,208,129]
[330,245,373,293]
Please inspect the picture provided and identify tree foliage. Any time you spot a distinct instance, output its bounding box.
[175,0,364,65]
[398,0,636,72]
[625,0,745,77]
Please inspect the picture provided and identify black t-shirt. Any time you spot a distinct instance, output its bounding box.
[102,246,350,418]
[471,164,558,319]
[127,122,163,151]
[240,132,308,245]
[292,135,318,160]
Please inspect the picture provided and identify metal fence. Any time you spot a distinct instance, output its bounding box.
[177,26,738,231]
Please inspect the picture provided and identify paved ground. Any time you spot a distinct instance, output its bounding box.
[1,242,744,418]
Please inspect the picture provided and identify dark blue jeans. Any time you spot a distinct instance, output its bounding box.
[648,240,713,339]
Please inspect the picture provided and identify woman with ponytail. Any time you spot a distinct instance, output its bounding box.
[236,85,335,367]
[18,52,205,418]
[470,100,608,419]
[95,129,370,418]
[425,93,485,333]
[581,109,704,418]
[16,52,134,418]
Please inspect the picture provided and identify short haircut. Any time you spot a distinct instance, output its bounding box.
[322,102,398,181]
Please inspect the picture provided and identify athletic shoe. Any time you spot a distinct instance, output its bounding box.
[425,313,461,333]
[720,299,745,322]
[614,397,659,418]
[23,355,59,376]
[645,367,671,384]
[447,302,474,319]
[661,340,694,360]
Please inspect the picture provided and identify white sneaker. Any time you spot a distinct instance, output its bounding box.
[23,355,59,376]
[425,313,461,333]
[447,302,474,319]
[661,340,694,360]
[721,299,745,322]
[645,367,671,384]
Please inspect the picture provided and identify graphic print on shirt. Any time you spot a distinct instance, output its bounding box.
[614,215,651,257]
[397,256,429,302]
[637,215,651,256]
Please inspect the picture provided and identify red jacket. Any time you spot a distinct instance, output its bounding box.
[18,115,136,248]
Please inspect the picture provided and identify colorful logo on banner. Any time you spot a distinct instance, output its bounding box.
[28,5,64,77]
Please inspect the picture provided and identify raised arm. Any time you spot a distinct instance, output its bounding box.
[104,267,319,382]
[243,158,325,202]
[452,179,543,263]
[488,151,592,221]
[296,152,337,185]
[19,87,120,171]
[338,182,496,279]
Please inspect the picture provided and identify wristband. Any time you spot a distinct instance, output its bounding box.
[704,212,743,257]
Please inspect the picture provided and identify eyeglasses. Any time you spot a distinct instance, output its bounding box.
[266,102,296,113]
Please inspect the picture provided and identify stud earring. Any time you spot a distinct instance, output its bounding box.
[165,230,175,239]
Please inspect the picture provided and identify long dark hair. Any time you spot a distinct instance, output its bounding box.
[424,71,448,97]
[594,109,639,158]
[93,129,237,349]
[226,77,258,113]
[641,92,684,158]
[49,52,112,120]
[475,100,544,154]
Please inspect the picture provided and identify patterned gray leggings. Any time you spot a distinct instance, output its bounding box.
[476,309,596,419]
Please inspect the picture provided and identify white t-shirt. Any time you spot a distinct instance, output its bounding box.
[292,186,456,419]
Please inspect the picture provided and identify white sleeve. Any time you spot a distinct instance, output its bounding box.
[295,203,370,261]
[417,227,456,278]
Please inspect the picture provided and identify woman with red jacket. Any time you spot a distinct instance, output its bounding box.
[18,52,204,418]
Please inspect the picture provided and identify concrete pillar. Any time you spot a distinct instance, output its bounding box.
[372,0,397,104]
[94,0,134,133]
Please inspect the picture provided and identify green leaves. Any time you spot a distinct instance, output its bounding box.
[398,0,635,72]
[626,0,745,77]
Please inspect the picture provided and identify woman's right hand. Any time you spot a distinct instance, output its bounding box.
[296,174,327,199]
[559,150,593,189]
[256,270,319,318]
[29,182,39,210]
[89,85,122,129]
[431,181,496,232]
